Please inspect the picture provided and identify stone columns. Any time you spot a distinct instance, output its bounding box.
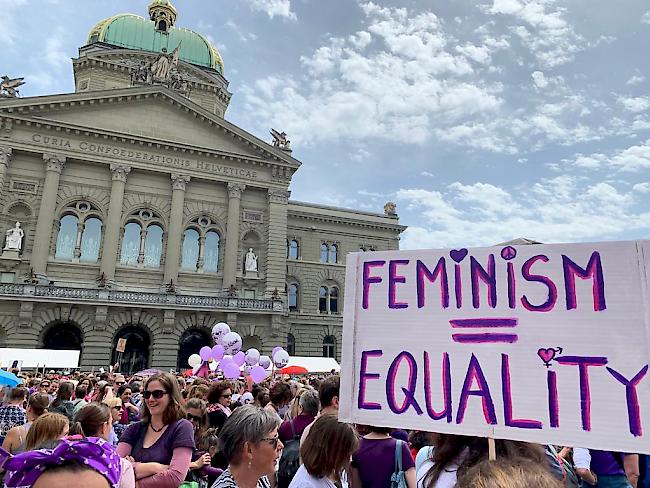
[100,164,131,281]
[266,189,290,295]
[163,174,190,285]
[31,153,66,276]
[0,146,12,200]
[223,183,245,289]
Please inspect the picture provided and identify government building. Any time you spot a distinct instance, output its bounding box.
[0,0,404,372]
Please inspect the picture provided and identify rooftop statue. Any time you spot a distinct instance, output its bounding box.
[0,76,25,98]
[151,44,180,82]
[270,128,291,151]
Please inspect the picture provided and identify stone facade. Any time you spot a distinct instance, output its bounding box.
[0,17,404,373]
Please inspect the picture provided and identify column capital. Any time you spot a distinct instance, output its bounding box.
[110,164,132,183]
[0,146,12,167]
[268,188,291,204]
[43,153,66,173]
[228,182,246,199]
[171,173,191,191]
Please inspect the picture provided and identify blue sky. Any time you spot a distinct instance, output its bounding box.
[3,0,650,249]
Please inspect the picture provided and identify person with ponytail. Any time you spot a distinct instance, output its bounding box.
[70,403,136,488]
[2,392,49,454]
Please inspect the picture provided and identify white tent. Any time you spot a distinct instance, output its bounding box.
[0,348,80,369]
[283,356,340,373]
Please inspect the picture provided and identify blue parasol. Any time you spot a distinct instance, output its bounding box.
[0,370,21,387]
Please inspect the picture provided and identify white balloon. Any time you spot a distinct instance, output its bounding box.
[222,331,243,355]
[258,355,271,369]
[211,322,230,344]
[273,349,290,368]
[245,348,260,366]
[188,353,202,368]
[209,360,218,371]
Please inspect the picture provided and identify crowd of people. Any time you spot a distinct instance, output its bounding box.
[0,368,644,488]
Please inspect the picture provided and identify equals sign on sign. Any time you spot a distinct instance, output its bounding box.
[449,318,519,344]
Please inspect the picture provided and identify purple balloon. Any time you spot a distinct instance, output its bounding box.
[250,365,268,383]
[272,346,283,357]
[222,362,240,380]
[199,346,212,362]
[211,345,224,361]
[258,355,271,369]
[232,351,246,366]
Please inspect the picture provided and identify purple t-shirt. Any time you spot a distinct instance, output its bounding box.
[278,414,315,444]
[120,419,195,465]
[589,450,627,476]
[352,437,415,488]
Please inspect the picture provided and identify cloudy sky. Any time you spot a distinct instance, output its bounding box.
[3,0,650,249]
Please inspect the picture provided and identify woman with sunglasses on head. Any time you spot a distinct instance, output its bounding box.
[211,404,284,488]
[207,381,233,432]
[116,372,195,488]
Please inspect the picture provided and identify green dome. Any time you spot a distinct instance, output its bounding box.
[87,12,224,73]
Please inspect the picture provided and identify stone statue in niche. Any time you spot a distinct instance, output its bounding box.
[4,222,24,251]
[245,248,258,273]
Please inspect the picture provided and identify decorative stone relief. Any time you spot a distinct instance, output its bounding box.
[227,183,245,199]
[43,153,66,173]
[171,174,191,191]
[268,189,290,205]
[110,164,132,183]
[0,146,12,167]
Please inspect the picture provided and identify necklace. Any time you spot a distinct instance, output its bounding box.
[149,422,166,433]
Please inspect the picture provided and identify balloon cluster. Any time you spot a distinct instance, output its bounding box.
[186,322,291,383]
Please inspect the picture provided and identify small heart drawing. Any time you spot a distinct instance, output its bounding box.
[450,248,468,263]
[537,348,556,365]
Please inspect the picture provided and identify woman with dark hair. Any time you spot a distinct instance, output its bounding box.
[417,434,548,488]
[116,372,195,487]
[207,381,233,431]
[264,382,292,421]
[70,403,135,488]
[116,384,140,425]
[351,425,416,488]
[2,392,49,454]
[185,398,221,487]
[289,414,358,488]
[49,381,75,421]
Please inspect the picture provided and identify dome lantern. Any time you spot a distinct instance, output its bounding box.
[148,0,177,32]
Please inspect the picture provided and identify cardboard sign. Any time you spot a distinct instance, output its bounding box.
[116,338,127,353]
[339,241,650,453]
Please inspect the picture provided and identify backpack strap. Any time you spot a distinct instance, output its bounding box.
[289,419,299,441]
[394,439,403,474]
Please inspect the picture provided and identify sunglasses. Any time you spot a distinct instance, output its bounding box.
[41,384,50,388]
[186,413,203,422]
[143,390,168,400]
[221,393,232,398]
[115,382,125,386]
[112,406,123,411]
[261,436,280,448]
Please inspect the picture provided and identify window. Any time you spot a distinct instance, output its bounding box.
[287,333,296,356]
[54,201,103,263]
[323,335,336,358]
[320,242,339,263]
[329,244,338,264]
[287,283,299,311]
[120,209,164,267]
[287,239,299,260]
[319,285,340,314]
[181,217,221,273]
[320,243,329,263]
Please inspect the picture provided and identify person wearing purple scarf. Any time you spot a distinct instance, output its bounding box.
[2,437,121,488]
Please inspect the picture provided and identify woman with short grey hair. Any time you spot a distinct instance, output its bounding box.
[211,405,284,488]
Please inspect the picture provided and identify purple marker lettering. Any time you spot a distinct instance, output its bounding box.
[358,350,383,410]
[521,255,557,312]
[562,252,606,311]
[470,255,497,309]
[416,258,449,309]
[362,260,385,310]
[547,370,559,428]
[456,354,497,425]
[501,354,542,429]
[555,356,608,431]
[388,260,410,309]
[606,365,648,437]
[423,351,452,422]
[454,263,462,309]
[507,262,516,309]
[386,351,423,415]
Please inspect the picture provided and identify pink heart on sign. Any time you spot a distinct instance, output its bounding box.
[537,348,556,364]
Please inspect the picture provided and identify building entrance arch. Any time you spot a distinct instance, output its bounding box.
[177,328,211,371]
[111,326,150,374]
[42,321,83,351]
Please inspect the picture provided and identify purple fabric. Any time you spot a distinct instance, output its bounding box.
[119,419,195,465]
[3,437,121,488]
[278,414,315,443]
[390,429,409,443]
[589,450,627,476]
[352,437,415,488]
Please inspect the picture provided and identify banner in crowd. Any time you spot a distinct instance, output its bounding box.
[339,240,650,453]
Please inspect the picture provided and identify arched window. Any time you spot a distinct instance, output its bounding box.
[319,286,328,313]
[329,286,339,313]
[287,283,298,311]
[323,335,336,358]
[43,322,83,351]
[287,333,296,356]
[329,244,338,264]
[120,209,165,268]
[319,285,340,314]
[320,243,329,263]
[177,328,211,371]
[80,217,102,262]
[287,239,299,260]
[181,228,200,270]
[204,231,220,272]
[120,222,141,265]
[111,326,150,374]
[55,214,78,261]
[144,225,163,267]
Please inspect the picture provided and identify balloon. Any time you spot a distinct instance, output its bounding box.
[258,355,271,369]
[243,365,253,376]
[188,354,201,368]
[199,346,212,362]
[241,392,254,404]
[273,349,290,368]
[211,322,230,344]
[209,361,218,371]
[250,365,268,383]
[222,332,242,355]
[272,346,283,357]
[245,348,260,366]
[222,362,240,380]
[232,351,246,366]
[211,345,224,361]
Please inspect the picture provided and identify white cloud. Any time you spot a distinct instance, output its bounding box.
[618,96,650,113]
[626,73,645,86]
[421,171,435,177]
[531,70,548,88]
[0,0,27,45]
[633,182,650,193]
[610,140,650,171]
[642,11,650,24]
[396,176,650,249]
[244,0,297,20]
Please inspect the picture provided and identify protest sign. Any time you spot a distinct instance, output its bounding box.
[339,241,650,453]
